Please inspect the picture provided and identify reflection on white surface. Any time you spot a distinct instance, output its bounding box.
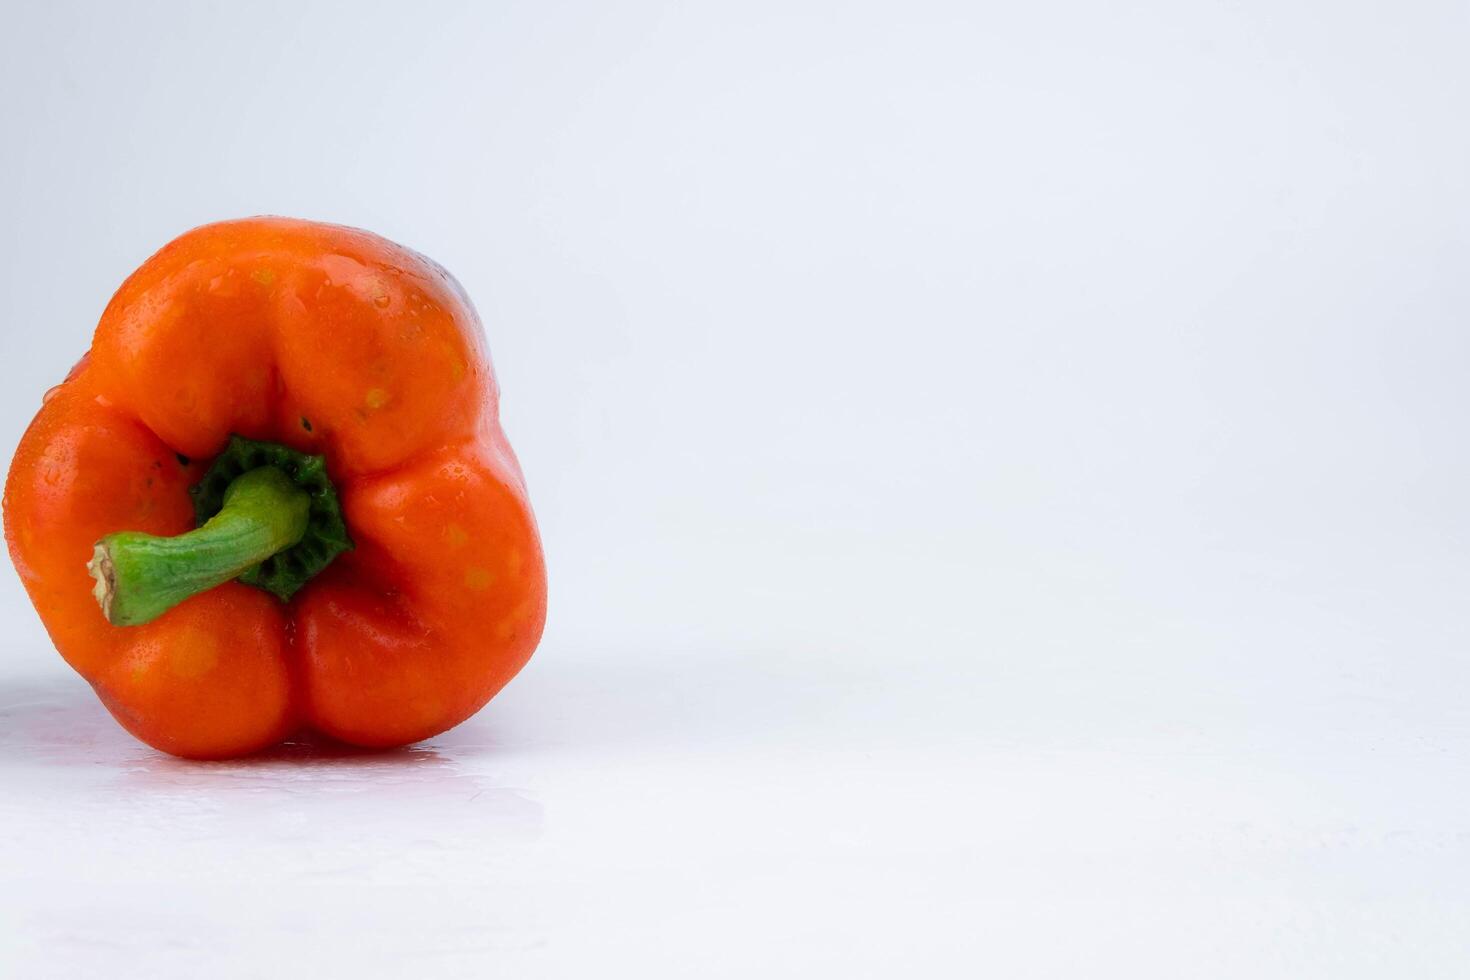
[1,665,551,972]
[0,675,542,839]
[4,644,1470,977]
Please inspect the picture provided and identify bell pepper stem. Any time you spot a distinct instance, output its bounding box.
[89,467,310,627]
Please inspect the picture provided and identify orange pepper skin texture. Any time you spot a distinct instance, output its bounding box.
[3,218,547,758]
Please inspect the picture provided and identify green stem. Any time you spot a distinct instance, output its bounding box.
[89,467,310,626]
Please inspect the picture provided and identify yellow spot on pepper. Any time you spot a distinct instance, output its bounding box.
[365,388,390,410]
[410,696,443,724]
[443,524,469,548]
[439,340,467,383]
[169,628,220,679]
[465,566,495,591]
[494,599,534,640]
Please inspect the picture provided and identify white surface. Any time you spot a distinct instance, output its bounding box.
[2,1,1468,976]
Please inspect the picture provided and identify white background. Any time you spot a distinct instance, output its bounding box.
[2,1,1467,976]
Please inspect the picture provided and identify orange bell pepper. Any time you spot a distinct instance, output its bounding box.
[3,218,547,758]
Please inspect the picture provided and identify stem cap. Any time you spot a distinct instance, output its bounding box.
[188,436,353,601]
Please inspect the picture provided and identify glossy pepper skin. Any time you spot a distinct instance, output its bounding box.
[3,218,547,758]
